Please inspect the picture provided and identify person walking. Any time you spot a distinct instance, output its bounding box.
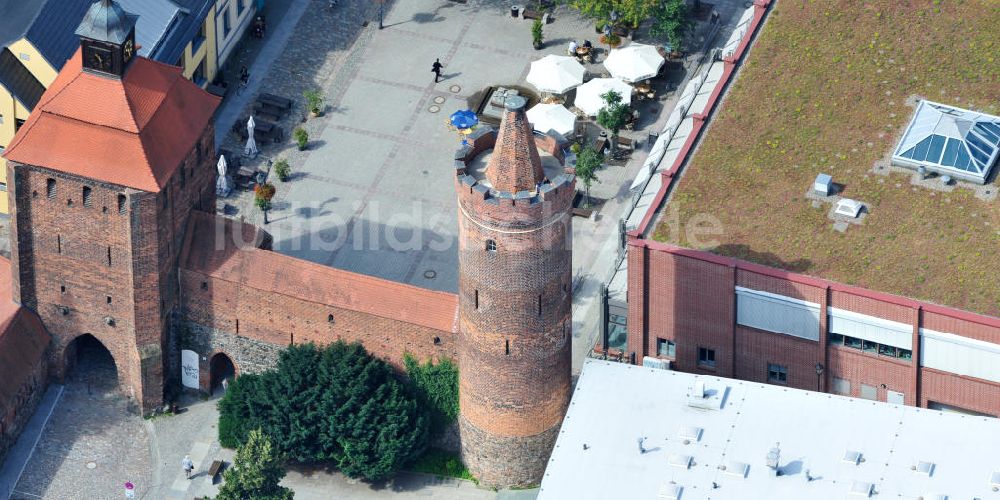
[182,455,194,479]
[431,59,444,83]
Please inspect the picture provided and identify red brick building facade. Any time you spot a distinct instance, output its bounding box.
[626,237,1000,417]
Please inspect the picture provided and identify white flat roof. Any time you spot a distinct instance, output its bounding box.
[540,360,1000,500]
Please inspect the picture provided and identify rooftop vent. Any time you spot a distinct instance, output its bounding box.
[668,454,692,469]
[643,356,672,370]
[915,461,935,476]
[842,450,863,465]
[686,382,726,410]
[835,198,864,218]
[990,470,1000,488]
[849,481,874,497]
[765,443,781,470]
[921,494,947,500]
[657,484,682,500]
[678,426,702,442]
[814,173,833,196]
[723,460,750,479]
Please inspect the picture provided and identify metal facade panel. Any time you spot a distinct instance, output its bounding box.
[827,307,912,350]
[735,288,820,341]
[920,329,1000,384]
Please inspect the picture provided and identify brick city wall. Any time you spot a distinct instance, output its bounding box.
[627,237,1000,416]
[177,265,458,377]
[0,351,48,466]
[7,126,217,413]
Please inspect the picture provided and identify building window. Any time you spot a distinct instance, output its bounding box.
[193,22,206,53]
[106,246,112,266]
[46,178,56,198]
[474,289,479,309]
[656,338,675,358]
[0,114,4,124]
[60,285,66,293]
[831,377,851,396]
[537,295,542,316]
[82,186,92,207]
[505,339,510,355]
[767,363,788,384]
[56,234,61,253]
[192,59,207,86]
[118,194,127,214]
[106,296,112,304]
[19,52,29,61]
[860,384,878,401]
[223,10,232,38]
[830,333,912,361]
[327,314,335,324]
[486,239,497,252]
[697,347,716,368]
[15,118,24,132]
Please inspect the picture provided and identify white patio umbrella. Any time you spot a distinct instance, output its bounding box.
[216,155,231,197]
[526,103,577,136]
[526,55,585,94]
[244,116,258,157]
[574,78,632,116]
[603,43,665,83]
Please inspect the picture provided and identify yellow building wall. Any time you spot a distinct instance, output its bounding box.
[0,82,38,213]
[7,39,58,86]
[180,9,218,87]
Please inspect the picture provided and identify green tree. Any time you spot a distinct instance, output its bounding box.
[574,145,601,207]
[569,0,659,29]
[649,0,691,50]
[217,342,429,482]
[596,90,630,156]
[404,354,458,437]
[214,429,293,500]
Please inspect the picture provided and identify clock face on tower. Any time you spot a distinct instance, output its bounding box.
[84,45,113,73]
[123,39,134,64]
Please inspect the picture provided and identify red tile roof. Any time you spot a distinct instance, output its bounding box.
[3,49,220,192]
[486,101,544,193]
[180,212,460,334]
[0,256,51,411]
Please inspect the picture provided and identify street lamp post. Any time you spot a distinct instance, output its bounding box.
[378,0,384,29]
[814,363,824,392]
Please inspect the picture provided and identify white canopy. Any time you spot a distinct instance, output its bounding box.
[526,103,577,136]
[216,155,231,197]
[245,116,259,157]
[574,78,632,116]
[526,55,585,94]
[603,43,664,83]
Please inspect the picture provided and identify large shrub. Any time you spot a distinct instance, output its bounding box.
[404,354,458,437]
[213,429,293,500]
[218,342,429,481]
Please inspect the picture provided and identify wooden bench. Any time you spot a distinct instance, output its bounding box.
[594,137,609,155]
[208,460,225,483]
[572,207,594,218]
[254,100,286,119]
[616,136,634,150]
[258,93,293,110]
[522,9,551,23]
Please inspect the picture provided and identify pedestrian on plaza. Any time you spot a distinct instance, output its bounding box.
[221,377,229,392]
[568,40,578,56]
[431,59,444,83]
[182,455,194,479]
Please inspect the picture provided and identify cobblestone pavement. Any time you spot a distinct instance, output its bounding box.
[11,343,152,500]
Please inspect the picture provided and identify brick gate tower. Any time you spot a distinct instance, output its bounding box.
[454,96,574,488]
[2,0,220,414]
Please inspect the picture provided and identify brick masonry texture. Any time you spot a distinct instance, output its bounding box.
[458,415,561,489]
[627,238,1000,416]
[0,352,47,464]
[7,126,217,414]
[454,103,574,489]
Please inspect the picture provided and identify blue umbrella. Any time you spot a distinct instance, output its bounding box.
[450,109,478,130]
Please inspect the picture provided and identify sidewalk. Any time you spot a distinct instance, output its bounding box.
[0,385,62,500]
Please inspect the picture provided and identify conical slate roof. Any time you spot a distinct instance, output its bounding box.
[485,95,545,193]
[75,0,137,45]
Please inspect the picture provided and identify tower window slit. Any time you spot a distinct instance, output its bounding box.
[505,339,510,355]
[82,186,92,207]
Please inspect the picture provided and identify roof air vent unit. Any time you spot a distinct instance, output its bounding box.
[694,381,706,397]
[667,454,692,469]
[643,356,671,370]
[723,460,750,478]
[842,450,863,465]
[678,426,702,442]
[765,442,780,470]
[915,461,935,476]
[686,382,726,410]
[657,484,682,500]
[849,481,874,497]
[990,470,1000,488]
[921,494,947,500]
[814,173,833,196]
[835,198,864,218]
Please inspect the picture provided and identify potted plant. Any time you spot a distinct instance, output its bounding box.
[531,18,544,50]
[254,182,276,224]
[273,158,291,182]
[599,33,622,48]
[293,127,309,150]
[303,89,324,117]
[574,145,601,208]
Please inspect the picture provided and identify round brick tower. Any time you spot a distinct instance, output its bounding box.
[453,96,574,488]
